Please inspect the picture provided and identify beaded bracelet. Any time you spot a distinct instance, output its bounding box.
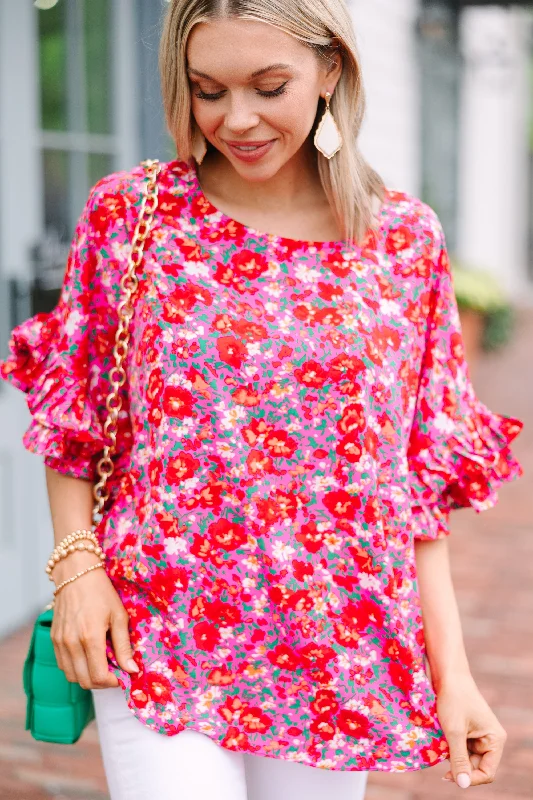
[47,538,102,569]
[48,529,98,560]
[46,541,105,580]
[51,530,98,558]
[53,562,105,598]
[57,529,98,550]
[46,529,101,576]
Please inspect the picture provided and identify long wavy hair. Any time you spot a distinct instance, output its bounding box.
[159,0,385,244]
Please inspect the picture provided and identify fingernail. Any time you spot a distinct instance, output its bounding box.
[442,776,453,782]
[127,659,139,672]
[457,773,471,789]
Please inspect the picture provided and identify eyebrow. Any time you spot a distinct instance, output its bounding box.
[187,63,293,81]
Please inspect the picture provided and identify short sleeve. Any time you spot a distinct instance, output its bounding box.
[0,184,133,484]
[407,213,523,541]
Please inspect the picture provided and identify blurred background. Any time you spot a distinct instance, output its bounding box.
[0,1,531,798]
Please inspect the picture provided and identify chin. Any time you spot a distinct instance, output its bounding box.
[230,157,286,183]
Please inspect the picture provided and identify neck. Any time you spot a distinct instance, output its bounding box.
[197,141,327,215]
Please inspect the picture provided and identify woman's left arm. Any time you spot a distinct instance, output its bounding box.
[415,537,507,789]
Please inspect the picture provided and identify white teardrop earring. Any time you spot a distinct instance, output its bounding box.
[192,127,207,166]
[314,91,343,159]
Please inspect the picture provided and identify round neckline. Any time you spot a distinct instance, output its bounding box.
[180,158,390,250]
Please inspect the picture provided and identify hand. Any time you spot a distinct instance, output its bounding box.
[436,673,507,788]
[51,552,139,689]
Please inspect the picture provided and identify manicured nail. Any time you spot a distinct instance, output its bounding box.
[457,773,471,789]
[442,776,453,782]
[127,659,139,672]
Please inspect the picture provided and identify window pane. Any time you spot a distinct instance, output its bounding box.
[38,2,68,131]
[38,150,71,295]
[84,0,112,134]
[42,149,69,238]
[88,153,114,188]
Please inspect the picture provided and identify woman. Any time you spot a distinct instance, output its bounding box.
[1,1,522,798]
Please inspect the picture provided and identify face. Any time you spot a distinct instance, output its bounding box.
[187,18,341,181]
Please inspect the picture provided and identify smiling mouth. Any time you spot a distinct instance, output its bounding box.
[226,141,275,151]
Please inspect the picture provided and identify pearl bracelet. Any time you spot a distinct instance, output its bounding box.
[53,562,105,598]
[46,529,102,576]
[57,529,97,548]
[46,541,105,579]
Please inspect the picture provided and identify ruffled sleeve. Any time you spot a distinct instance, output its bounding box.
[0,184,133,484]
[407,213,523,541]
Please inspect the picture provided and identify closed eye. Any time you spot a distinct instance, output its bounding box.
[194,82,289,101]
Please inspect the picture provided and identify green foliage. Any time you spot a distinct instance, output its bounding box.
[451,260,507,313]
[482,305,515,352]
[451,259,515,351]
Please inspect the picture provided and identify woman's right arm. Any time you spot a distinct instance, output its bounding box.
[46,466,139,689]
[0,178,143,688]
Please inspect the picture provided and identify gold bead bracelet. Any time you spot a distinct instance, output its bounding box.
[53,562,105,598]
[46,541,105,579]
[46,529,100,576]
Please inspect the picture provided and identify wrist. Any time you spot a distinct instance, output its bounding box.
[51,551,104,584]
[429,659,474,693]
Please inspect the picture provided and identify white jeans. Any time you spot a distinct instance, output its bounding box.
[92,688,369,800]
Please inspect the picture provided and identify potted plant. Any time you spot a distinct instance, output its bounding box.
[451,259,514,369]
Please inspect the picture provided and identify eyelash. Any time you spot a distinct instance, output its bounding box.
[194,82,289,102]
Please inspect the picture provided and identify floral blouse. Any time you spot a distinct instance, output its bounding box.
[1,159,522,773]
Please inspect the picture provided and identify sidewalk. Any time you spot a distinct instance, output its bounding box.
[0,312,531,800]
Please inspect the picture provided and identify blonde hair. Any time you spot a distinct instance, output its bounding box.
[159,0,385,244]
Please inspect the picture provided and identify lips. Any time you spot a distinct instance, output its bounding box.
[224,139,276,163]
[225,140,275,148]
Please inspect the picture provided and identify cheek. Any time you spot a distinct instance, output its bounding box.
[266,95,317,140]
[191,103,222,137]
[280,86,319,135]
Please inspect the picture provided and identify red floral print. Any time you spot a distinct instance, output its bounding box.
[166,453,200,484]
[0,159,522,773]
[216,336,248,368]
[162,386,195,419]
[208,518,247,551]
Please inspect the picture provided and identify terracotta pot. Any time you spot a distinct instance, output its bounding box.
[458,307,484,373]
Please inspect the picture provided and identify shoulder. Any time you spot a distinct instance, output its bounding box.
[88,158,194,210]
[384,188,446,249]
[380,188,449,286]
[77,159,194,258]
[382,189,445,246]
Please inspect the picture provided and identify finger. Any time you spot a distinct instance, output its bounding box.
[468,735,505,786]
[468,731,505,757]
[446,729,472,788]
[444,751,503,787]
[110,608,139,674]
[443,753,482,782]
[470,753,482,770]
[63,635,93,690]
[56,644,78,683]
[50,619,67,673]
[81,627,119,688]
[51,624,78,683]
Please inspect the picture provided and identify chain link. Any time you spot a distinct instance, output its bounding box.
[92,159,161,523]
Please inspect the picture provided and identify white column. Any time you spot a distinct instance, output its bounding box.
[0,0,43,278]
[350,0,422,196]
[113,0,141,171]
[457,7,533,300]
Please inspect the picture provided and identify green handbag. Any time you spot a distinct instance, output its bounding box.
[23,608,95,744]
[22,160,161,744]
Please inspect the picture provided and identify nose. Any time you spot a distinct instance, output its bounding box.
[224,93,260,135]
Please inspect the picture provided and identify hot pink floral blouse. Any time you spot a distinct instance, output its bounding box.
[1,159,522,772]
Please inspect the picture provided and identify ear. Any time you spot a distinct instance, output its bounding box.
[325,39,343,86]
